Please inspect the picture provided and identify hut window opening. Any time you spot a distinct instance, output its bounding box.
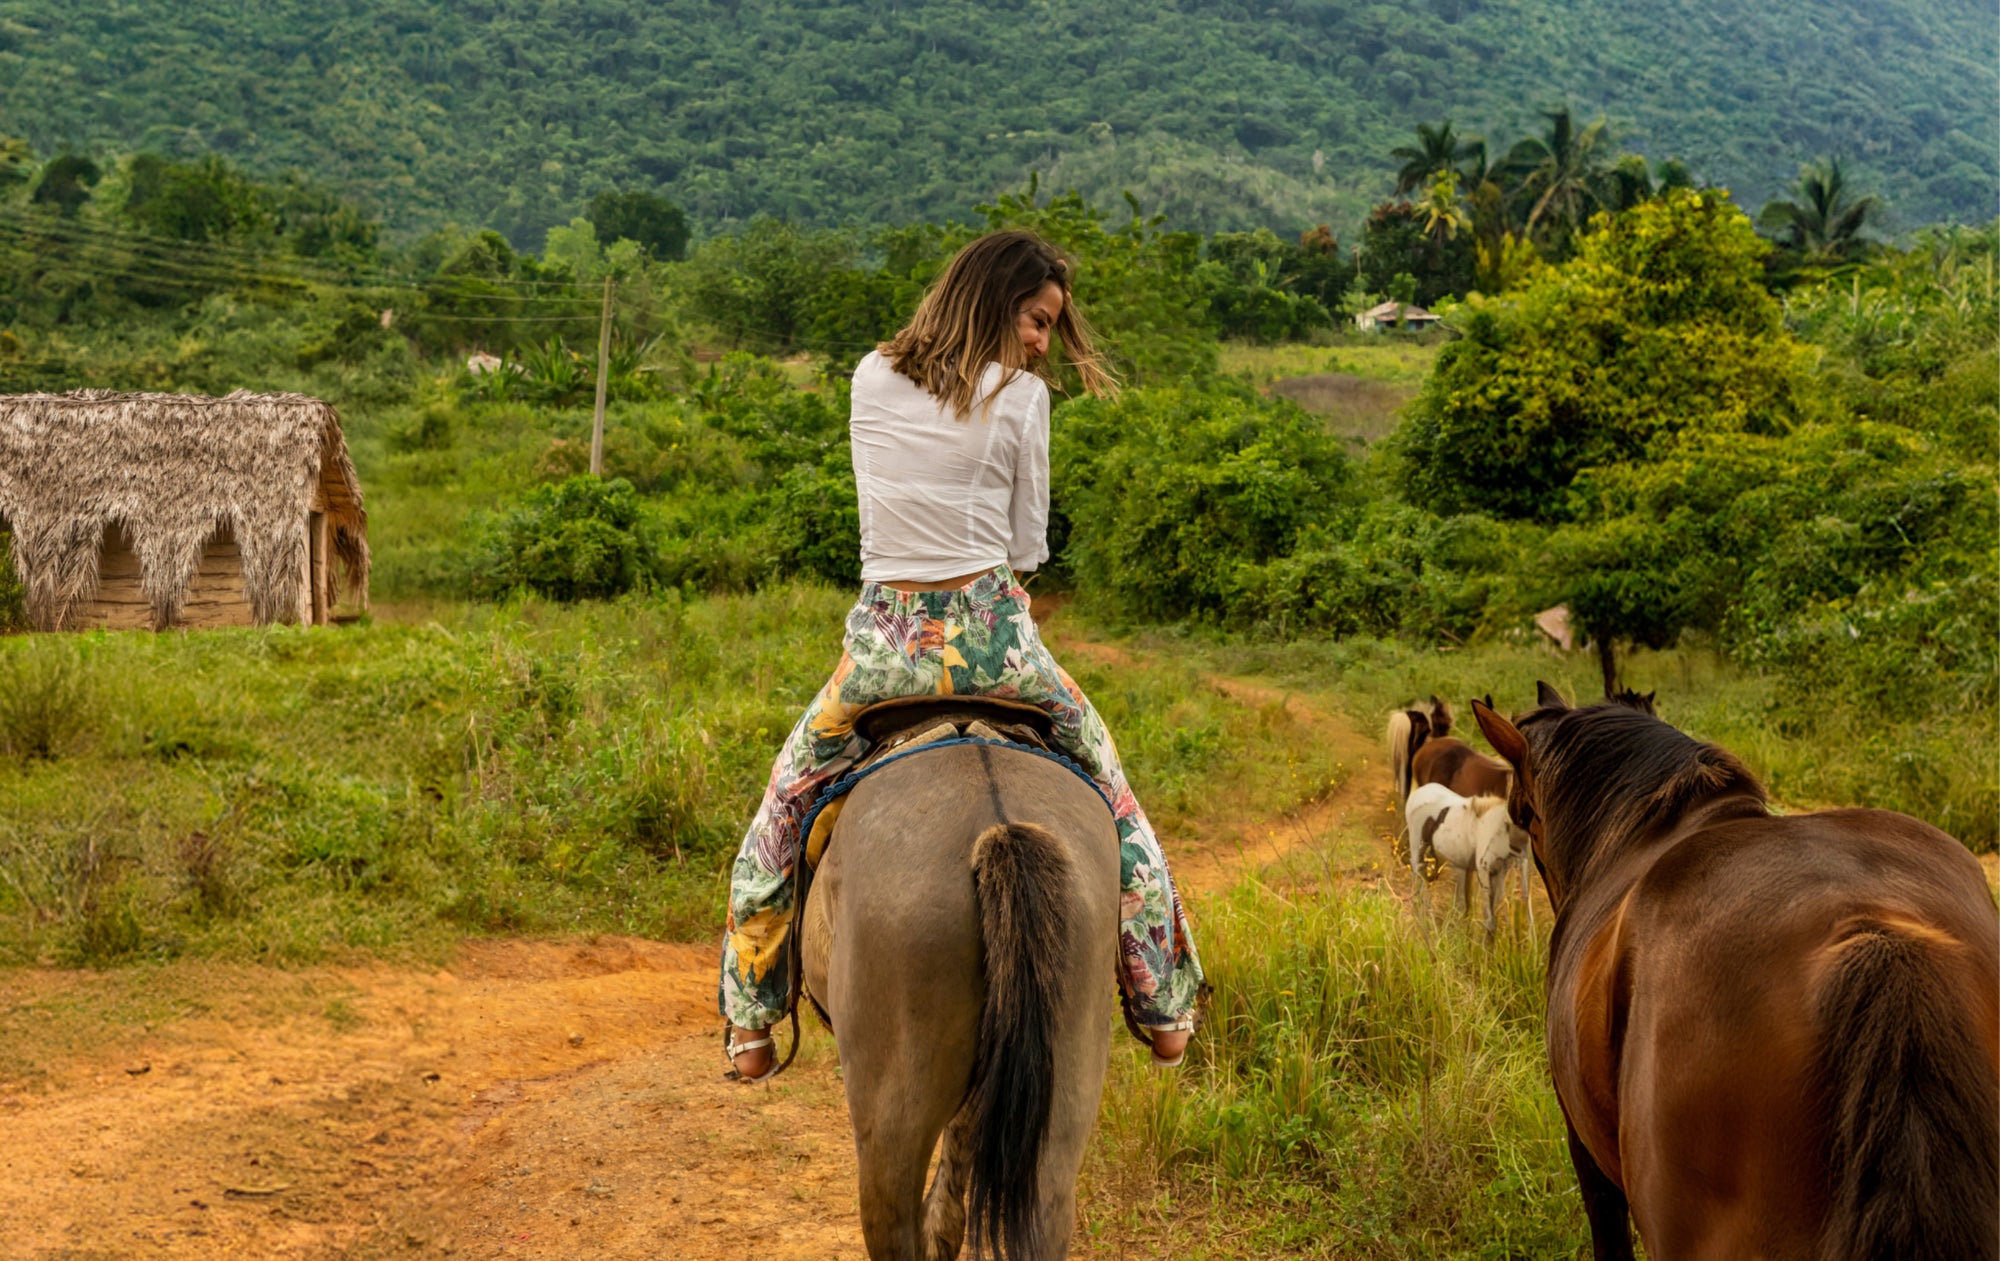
[178,523,253,629]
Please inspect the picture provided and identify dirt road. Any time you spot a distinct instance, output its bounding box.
[0,641,1392,1260]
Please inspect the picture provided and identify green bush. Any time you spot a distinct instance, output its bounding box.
[1054,381,1359,623]
[1235,503,1537,641]
[473,476,654,602]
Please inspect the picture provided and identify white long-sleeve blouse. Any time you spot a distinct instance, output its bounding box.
[848,349,1051,583]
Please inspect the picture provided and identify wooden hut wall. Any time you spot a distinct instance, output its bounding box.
[82,523,255,630]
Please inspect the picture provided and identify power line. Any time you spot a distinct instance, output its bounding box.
[0,229,627,319]
[0,210,616,298]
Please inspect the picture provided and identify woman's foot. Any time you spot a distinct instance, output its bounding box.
[1148,1029,1190,1068]
[726,1025,776,1081]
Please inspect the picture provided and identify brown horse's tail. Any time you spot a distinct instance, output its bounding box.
[1427,694,1453,738]
[965,822,1075,1260]
[1814,922,1999,1261]
[1386,708,1431,806]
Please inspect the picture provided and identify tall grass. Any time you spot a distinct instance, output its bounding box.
[0,589,841,963]
[0,637,95,760]
[1087,879,1583,1258]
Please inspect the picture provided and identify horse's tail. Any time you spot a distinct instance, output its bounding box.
[1387,708,1430,806]
[965,822,1075,1260]
[1427,694,1454,738]
[1813,921,1999,1261]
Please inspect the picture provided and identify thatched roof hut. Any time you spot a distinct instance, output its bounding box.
[0,390,368,631]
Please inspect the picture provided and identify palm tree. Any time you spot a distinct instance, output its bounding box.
[1393,121,1475,196]
[1420,170,1468,243]
[1757,159,1880,266]
[1502,108,1612,250]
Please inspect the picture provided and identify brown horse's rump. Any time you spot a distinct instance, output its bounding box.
[1475,695,1999,1261]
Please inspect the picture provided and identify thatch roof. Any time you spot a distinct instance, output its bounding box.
[0,390,368,630]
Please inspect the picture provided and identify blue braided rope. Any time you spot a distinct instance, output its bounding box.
[795,735,1113,853]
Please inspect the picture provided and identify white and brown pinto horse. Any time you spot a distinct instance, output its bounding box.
[1403,780,1534,940]
[1473,689,1997,1260]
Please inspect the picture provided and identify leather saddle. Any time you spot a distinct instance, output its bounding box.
[848,694,1056,765]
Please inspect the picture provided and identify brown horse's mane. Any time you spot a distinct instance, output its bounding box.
[1519,702,1767,889]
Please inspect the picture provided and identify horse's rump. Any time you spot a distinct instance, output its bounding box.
[1567,812,1999,1257]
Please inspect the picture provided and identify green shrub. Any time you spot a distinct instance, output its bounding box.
[1054,381,1359,622]
[473,476,654,602]
[386,400,456,453]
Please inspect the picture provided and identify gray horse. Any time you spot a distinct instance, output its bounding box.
[802,737,1119,1260]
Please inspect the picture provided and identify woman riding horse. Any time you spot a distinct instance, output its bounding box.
[718,230,1203,1080]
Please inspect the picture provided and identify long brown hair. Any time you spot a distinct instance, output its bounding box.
[880,230,1113,417]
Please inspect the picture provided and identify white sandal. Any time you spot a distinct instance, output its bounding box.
[726,1031,777,1082]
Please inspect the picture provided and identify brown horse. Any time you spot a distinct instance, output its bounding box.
[1472,690,1999,1260]
[801,720,1120,1260]
[1387,695,1512,809]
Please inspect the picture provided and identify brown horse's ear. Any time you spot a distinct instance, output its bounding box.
[1473,698,1529,770]
[1535,680,1570,710]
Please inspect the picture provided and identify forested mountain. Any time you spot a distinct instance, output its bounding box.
[0,0,1991,242]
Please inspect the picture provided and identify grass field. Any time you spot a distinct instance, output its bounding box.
[1220,337,1441,388]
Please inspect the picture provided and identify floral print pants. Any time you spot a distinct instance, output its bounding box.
[717,566,1203,1033]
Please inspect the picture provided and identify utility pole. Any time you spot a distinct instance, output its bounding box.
[589,274,614,476]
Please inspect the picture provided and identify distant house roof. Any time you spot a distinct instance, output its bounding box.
[1535,605,1574,651]
[1358,300,1441,325]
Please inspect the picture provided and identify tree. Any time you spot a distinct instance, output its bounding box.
[1397,189,1811,522]
[121,153,269,243]
[1757,159,1880,270]
[678,217,861,355]
[1502,108,1612,253]
[1391,121,1475,195]
[587,189,690,262]
[28,154,99,216]
[1359,201,1474,307]
[1289,224,1360,318]
[1200,228,1332,342]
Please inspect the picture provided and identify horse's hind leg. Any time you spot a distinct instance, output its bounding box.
[850,1068,961,1260]
[920,1107,974,1261]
